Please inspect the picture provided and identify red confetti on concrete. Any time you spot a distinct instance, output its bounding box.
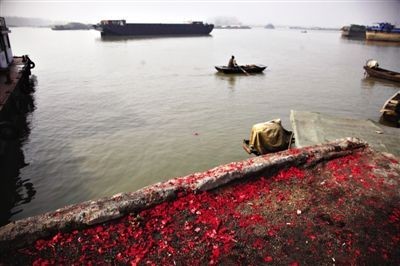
[1,150,399,265]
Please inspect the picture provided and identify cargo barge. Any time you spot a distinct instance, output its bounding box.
[341,24,366,39]
[0,16,35,132]
[0,16,35,143]
[0,17,35,122]
[0,17,36,227]
[366,22,400,42]
[95,20,214,37]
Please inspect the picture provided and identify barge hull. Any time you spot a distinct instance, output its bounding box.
[342,31,365,39]
[366,31,400,42]
[0,56,33,114]
[101,23,214,36]
[341,24,366,39]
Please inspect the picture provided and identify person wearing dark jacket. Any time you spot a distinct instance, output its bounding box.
[228,55,237,67]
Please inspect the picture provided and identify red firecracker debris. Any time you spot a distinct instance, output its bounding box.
[1,150,399,265]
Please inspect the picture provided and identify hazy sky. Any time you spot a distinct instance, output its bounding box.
[1,0,399,27]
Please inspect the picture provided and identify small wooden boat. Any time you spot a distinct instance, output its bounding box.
[380,91,400,127]
[364,59,400,83]
[215,64,266,74]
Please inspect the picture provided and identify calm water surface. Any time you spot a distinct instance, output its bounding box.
[4,27,400,222]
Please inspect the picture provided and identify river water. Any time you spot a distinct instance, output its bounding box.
[3,27,400,223]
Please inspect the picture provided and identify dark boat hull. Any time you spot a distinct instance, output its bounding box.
[379,92,400,128]
[215,65,266,74]
[364,66,400,82]
[100,23,213,36]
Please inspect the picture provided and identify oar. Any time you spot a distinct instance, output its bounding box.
[238,65,250,76]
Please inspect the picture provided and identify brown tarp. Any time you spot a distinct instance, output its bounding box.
[248,119,292,154]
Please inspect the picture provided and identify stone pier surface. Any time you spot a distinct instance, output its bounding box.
[0,138,399,265]
[290,110,400,156]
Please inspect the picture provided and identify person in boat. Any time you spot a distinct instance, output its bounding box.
[228,55,238,68]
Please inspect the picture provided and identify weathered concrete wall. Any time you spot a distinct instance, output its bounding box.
[0,138,370,250]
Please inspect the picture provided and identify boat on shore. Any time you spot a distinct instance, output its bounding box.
[215,64,266,74]
[366,22,400,42]
[341,24,366,39]
[363,59,400,83]
[95,20,213,37]
[380,91,400,128]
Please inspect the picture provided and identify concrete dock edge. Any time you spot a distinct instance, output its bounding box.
[0,137,369,250]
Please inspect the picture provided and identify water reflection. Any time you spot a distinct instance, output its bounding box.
[0,77,37,226]
[365,40,400,47]
[361,77,400,89]
[340,37,400,47]
[97,34,213,42]
[214,71,266,90]
[340,36,365,42]
[214,72,237,89]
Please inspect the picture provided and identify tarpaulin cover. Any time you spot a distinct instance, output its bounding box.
[366,59,379,68]
[248,119,292,154]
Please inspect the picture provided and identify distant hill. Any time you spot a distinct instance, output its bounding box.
[265,23,275,29]
[52,22,93,30]
[288,25,340,31]
[211,16,243,27]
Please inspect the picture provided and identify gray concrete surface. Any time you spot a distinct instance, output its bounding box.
[290,110,400,156]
